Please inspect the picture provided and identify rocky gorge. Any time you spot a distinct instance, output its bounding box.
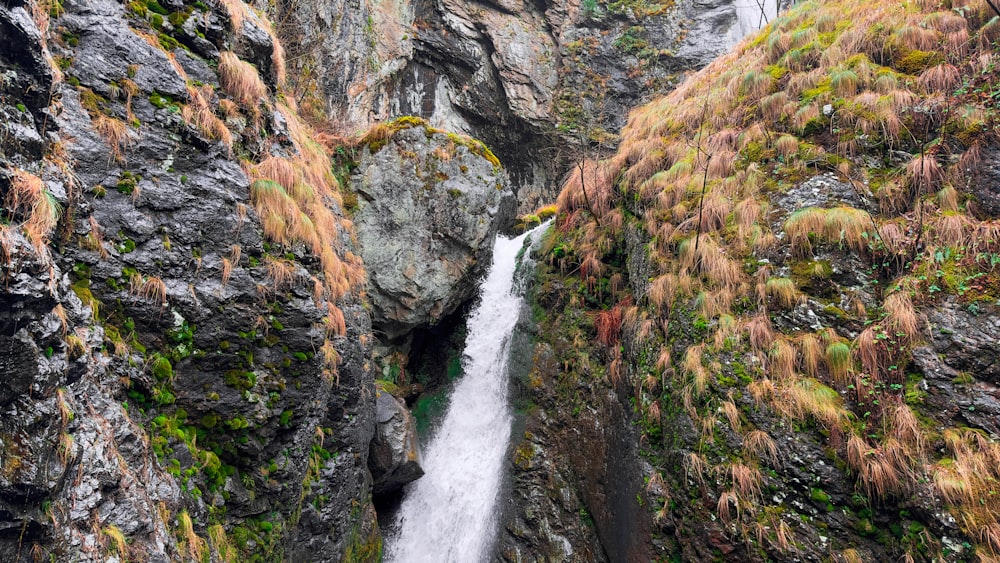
[3,0,1000,562]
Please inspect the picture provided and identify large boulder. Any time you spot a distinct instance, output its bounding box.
[369,390,424,495]
[352,123,513,339]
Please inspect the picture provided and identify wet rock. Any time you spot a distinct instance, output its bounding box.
[369,391,424,495]
[771,172,864,213]
[912,346,1000,436]
[1,0,379,559]
[926,297,1000,384]
[352,125,513,339]
[281,0,767,212]
[969,146,1000,218]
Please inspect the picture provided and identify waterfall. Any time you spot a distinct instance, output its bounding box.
[730,0,780,45]
[386,222,549,563]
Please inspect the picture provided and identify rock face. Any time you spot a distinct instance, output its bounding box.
[369,391,424,495]
[0,0,379,560]
[352,123,513,339]
[280,0,768,211]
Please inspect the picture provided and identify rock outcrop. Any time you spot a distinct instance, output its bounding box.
[352,121,513,339]
[369,391,424,496]
[279,0,772,211]
[1,0,379,559]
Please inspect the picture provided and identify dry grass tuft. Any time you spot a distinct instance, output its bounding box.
[177,510,206,563]
[906,154,943,196]
[595,305,623,346]
[918,64,961,93]
[683,344,710,396]
[218,52,267,112]
[825,341,853,384]
[5,169,61,252]
[130,273,167,308]
[765,277,801,309]
[744,429,780,465]
[745,314,774,356]
[883,291,921,342]
[93,115,134,163]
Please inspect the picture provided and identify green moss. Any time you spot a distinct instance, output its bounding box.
[168,10,189,27]
[801,77,831,102]
[116,171,139,195]
[894,49,944,75]
[157,33,180,51]
[200,413,218,428]
[226,416,249,430]
[224,370,256,390]
[765,65,788,80]
[151,355,173,380]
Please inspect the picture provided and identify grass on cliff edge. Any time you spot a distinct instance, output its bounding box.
[549,0,1000,559]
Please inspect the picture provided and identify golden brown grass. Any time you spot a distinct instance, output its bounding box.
[102,525,128,559]
[721,398,741,432]
[218,52,267,111]
[768,337,797,382]
[718,489,739,524]
[93,115,133,163]
[5,169,61,252]
[208,524,237,563]
[883,291,920,342]
[264,255,298,292]
[130,273,167,308]
[825,340,853,384]
[182,85,233,150]
[906,154,943,196]
[683,344,709,396]
[176,510,206,563]
[743,429,780,465]
[765,277,801,309]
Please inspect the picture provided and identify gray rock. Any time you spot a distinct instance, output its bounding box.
[278,0,768,213]
[927,298,1000,385]
[0,0,379,559]
[369,391,424,495]
[970,146,1000,218]
[352,125,513,339]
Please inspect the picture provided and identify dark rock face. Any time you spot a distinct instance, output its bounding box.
[969,146,1000,218]
[280,0,762,212]
[369,391,424,496]
[926,298,1000,385]
[0,0,379,560]
[352,125,513,339]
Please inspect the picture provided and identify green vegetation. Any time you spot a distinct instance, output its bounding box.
[535,0,1000,559]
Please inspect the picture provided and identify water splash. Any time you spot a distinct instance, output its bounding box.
[730,0,780,45]
[386,222,549,563]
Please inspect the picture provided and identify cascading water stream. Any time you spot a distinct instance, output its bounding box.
[730,0,780,44]
[386,222,550,563]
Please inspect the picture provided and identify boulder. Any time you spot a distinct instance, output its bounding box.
[369,390,424,495]
[352,124,513,339]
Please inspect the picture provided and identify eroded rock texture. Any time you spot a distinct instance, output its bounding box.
[278,0,766,210]
[1,0,379,560]
[352,124,513,339]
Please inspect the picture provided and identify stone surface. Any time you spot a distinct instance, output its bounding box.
[352,125,513,338]
[279,0,767,212]
[369,391,424,495]
[0,0,379,560]
[970,146,1000,218]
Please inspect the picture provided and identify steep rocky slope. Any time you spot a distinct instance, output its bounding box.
[1,0,527,557]
[505,0,1000,561]
[0,0,382,559]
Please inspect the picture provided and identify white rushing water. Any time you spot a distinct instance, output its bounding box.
[730,0,781,45]
[387,223,548,563]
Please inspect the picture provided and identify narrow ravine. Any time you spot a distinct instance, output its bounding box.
[386,223,549,563]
